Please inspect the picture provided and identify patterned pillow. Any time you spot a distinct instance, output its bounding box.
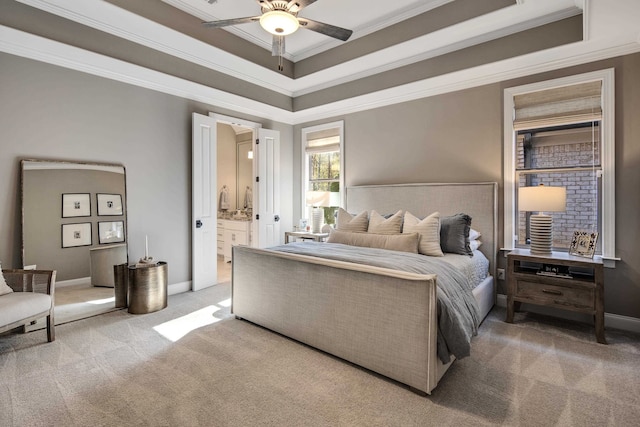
[403,211,444,256]
[368,210,403,234]
[336,208,369,232]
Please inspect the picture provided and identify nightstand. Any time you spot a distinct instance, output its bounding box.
[284,231,329,243]
[506,248,605,344]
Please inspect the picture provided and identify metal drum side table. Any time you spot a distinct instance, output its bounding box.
[127,262,168,314]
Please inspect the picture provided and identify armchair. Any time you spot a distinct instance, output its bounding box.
[0,269,56,342]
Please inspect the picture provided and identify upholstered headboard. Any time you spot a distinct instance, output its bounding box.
[346,182,498,278]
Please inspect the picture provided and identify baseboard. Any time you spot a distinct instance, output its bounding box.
[56,276,91,288]
[496,294,640,334]
[168,281,191,295]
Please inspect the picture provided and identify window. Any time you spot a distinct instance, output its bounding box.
[504,69,616,261]
[301,121,344,225]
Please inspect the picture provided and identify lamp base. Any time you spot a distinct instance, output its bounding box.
[529,214,553,255]
[311,207,324,233]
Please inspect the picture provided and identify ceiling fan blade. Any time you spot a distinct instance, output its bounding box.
[297,18,353,41]
[202,16,260,28]
[256,0,274,10]
[287,0,318,12]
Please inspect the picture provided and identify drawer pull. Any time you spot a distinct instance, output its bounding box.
[542,289,563,296]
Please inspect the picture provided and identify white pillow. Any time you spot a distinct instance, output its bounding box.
[0,264,13,295]
[368,210,403,234]
[469,228,481,241]
[336,208,369,232]
[469,239,482,251]
[402,211,444,257]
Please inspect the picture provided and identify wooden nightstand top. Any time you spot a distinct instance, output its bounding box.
[508,248,604,266]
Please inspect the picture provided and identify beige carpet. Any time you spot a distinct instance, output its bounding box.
[1,282,639,426]
[46,256,232,326]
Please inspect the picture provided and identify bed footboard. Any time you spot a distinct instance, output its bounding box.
[232,246,442,394]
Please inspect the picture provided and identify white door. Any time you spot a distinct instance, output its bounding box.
[256,128,281,248]
[192,113,217,291]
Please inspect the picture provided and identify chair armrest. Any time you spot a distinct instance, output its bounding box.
[2,269,56,295]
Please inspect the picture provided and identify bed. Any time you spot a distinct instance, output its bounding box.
[231,182,498,394]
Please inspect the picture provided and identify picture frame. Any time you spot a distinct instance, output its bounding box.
[98,220,125,244]
[61,222,92,248]
[62,193,91,218]
[569,231,598,258]
[97,193,123,216]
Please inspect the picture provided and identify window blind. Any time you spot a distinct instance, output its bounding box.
[514,80,602,130]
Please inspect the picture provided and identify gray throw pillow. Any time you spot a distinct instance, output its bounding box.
[440,213,472,256]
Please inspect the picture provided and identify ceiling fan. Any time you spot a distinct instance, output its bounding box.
[203,0,353,71]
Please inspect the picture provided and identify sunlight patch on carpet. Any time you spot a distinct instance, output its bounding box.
[153,305,221,342]
[86,296,116,305]
[216,298,231,308]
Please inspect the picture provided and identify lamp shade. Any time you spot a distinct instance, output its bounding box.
[519,185,566,212]
[306,191,336,207]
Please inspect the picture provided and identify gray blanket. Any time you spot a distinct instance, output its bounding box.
[271,241,480,363]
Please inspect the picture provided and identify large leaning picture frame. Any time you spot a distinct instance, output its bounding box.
[62,222,92,248]
[97,193,123,216]
[62,193,91,218]
[98,221,125,244]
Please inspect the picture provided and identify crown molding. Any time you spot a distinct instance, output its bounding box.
[3,23,639,128]
[0,25,295,124]
[16,0,582,97]
[17,0,296,95]
[293,34,640,123]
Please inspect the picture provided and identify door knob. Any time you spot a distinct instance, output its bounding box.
[196,220,203,228]
[274,215,280,222]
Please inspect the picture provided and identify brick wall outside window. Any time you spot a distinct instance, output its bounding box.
[517,126,600,249]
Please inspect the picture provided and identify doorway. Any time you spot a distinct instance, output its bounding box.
[215,119,255,284]
[192,113,281,290]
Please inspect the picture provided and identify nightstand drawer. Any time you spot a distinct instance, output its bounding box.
[516,280,595,310]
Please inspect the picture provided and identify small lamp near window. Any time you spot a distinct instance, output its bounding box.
[306,191,335,233]
[519,184,567,255]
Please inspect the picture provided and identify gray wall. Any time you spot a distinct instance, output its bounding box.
[294,52,640,320]
[0,52,293,287]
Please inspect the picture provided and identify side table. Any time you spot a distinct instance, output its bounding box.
[284,231,329,243]
[114,262,168,314]
[505,248,605,344]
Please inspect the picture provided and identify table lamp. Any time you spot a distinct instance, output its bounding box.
[306,191,332,233]
[519,184,566,255]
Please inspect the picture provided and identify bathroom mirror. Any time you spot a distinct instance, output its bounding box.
[236,140,253,211]
[21,159,128,288]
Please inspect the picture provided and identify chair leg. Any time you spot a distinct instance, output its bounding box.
[46,313,55,342]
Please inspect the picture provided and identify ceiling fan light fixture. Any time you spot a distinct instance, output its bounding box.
[260,10,299,36]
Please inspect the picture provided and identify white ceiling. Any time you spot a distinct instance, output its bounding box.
[162,0,449,61]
